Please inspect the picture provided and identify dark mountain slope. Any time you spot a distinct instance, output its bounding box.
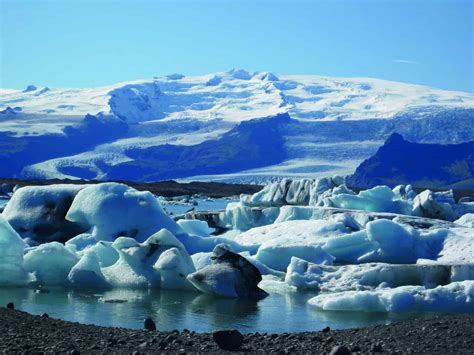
[347,133,474,189]
[102,113,290,181]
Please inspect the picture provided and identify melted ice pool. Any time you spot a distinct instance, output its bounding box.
[0,287,434,333]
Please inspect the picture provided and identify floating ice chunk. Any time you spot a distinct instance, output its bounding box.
[455,213,474,228]
[234,220,347,271]
[392,185,417,200]
[259,274,297,294]
[142,229,195,271]
[2,184,86,243]
[88,241,119,267]
[309,176,346,206]
[177,219,215,237]
[66,183,184,242]
[308,281,474,313]
[436,227,474,264]
[100,229,196,289]
[102,250,158,288]
[285,257,474,292]
[218,202,279,231]
[363,219,443,263]
[241,179,314,207]
[23,242,79,285]
[191,252,213,270]
[0,216,33,286]
[256,244,334,272]
[412,190,459,221]
[68,250,111,289]
[323,219,445,264]
[187,263,241,297]
[154,248,196,290]
[324,185,413,215]
[187,245,268,299]
[65,233,97,253]
[239,251,286,278]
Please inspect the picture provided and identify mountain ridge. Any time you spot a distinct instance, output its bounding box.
[1,70,473,183]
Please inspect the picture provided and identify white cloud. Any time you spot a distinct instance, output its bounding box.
[394,59,419,65]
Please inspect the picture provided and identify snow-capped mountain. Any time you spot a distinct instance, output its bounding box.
[0,69,473,183]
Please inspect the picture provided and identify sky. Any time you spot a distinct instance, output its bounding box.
[1,0,473,92]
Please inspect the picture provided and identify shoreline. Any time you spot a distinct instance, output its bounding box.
[1,307,473,353]
[0,178,263,198]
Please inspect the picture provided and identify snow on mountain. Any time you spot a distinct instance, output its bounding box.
[0,69,473,182]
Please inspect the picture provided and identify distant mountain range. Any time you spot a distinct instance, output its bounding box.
[347,133,474,190]
[1,69,473,183]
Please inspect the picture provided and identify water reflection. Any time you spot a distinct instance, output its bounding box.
[0,287,434,333]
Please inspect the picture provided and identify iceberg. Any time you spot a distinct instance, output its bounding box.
[23,242,79,285]
[0,216,33,286]
[308,281,474,313]
[2,184,86,244]
[68,250,111,289]
[413,190,459,221]
[324,185,413,215]
[187,244,268,299]
[286,257,474,292]
[66,183,184,242]
[455,213,474,228]
[177,219,215,237]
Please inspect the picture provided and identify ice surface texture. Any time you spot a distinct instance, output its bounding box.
[0,179,473,308]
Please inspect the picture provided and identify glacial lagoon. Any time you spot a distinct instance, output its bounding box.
[0,286,430,333]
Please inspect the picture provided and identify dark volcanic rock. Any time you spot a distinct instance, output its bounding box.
[330,345,351,355]
[0,308,473,353]
[6,302,14,310]
[212,329,244,351]
[347,133,474,190]
[144,318,156,331]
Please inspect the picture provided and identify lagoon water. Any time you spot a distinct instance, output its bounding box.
[0,287,429,333]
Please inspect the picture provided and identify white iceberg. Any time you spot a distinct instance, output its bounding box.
[2,184,85,244]
[0,216,33,286]
[308,281,474,313]
[66,183,184,242]
[23,242,79,285]
[177,219,215,237]
[324,185,413,215]
[286,257,474,292]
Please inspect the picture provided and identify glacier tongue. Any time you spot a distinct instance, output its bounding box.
[1,71,473,182]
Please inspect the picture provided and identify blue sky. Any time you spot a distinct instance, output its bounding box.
[1,0,473,92]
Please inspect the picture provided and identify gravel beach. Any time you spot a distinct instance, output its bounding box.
[1,307,473,354]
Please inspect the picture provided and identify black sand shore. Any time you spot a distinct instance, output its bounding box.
[0,178,263,198]
[1,307,473,354]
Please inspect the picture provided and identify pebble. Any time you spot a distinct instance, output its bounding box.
[330,345,352,355]
[212,329,244,351]
[143,318,156,331]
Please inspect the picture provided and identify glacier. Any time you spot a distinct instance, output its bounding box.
[1,70,473,183]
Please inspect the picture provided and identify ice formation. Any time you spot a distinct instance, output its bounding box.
[177,219,215,237]
[23,242,79,285]
[0,215,32,286]
[66,183,185,242]
[2,184,86,244]
[187,244,268,299]
[286,257,474,292]
[455,213,474,228]
[0,179,472,314]
[308,281,474,313]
